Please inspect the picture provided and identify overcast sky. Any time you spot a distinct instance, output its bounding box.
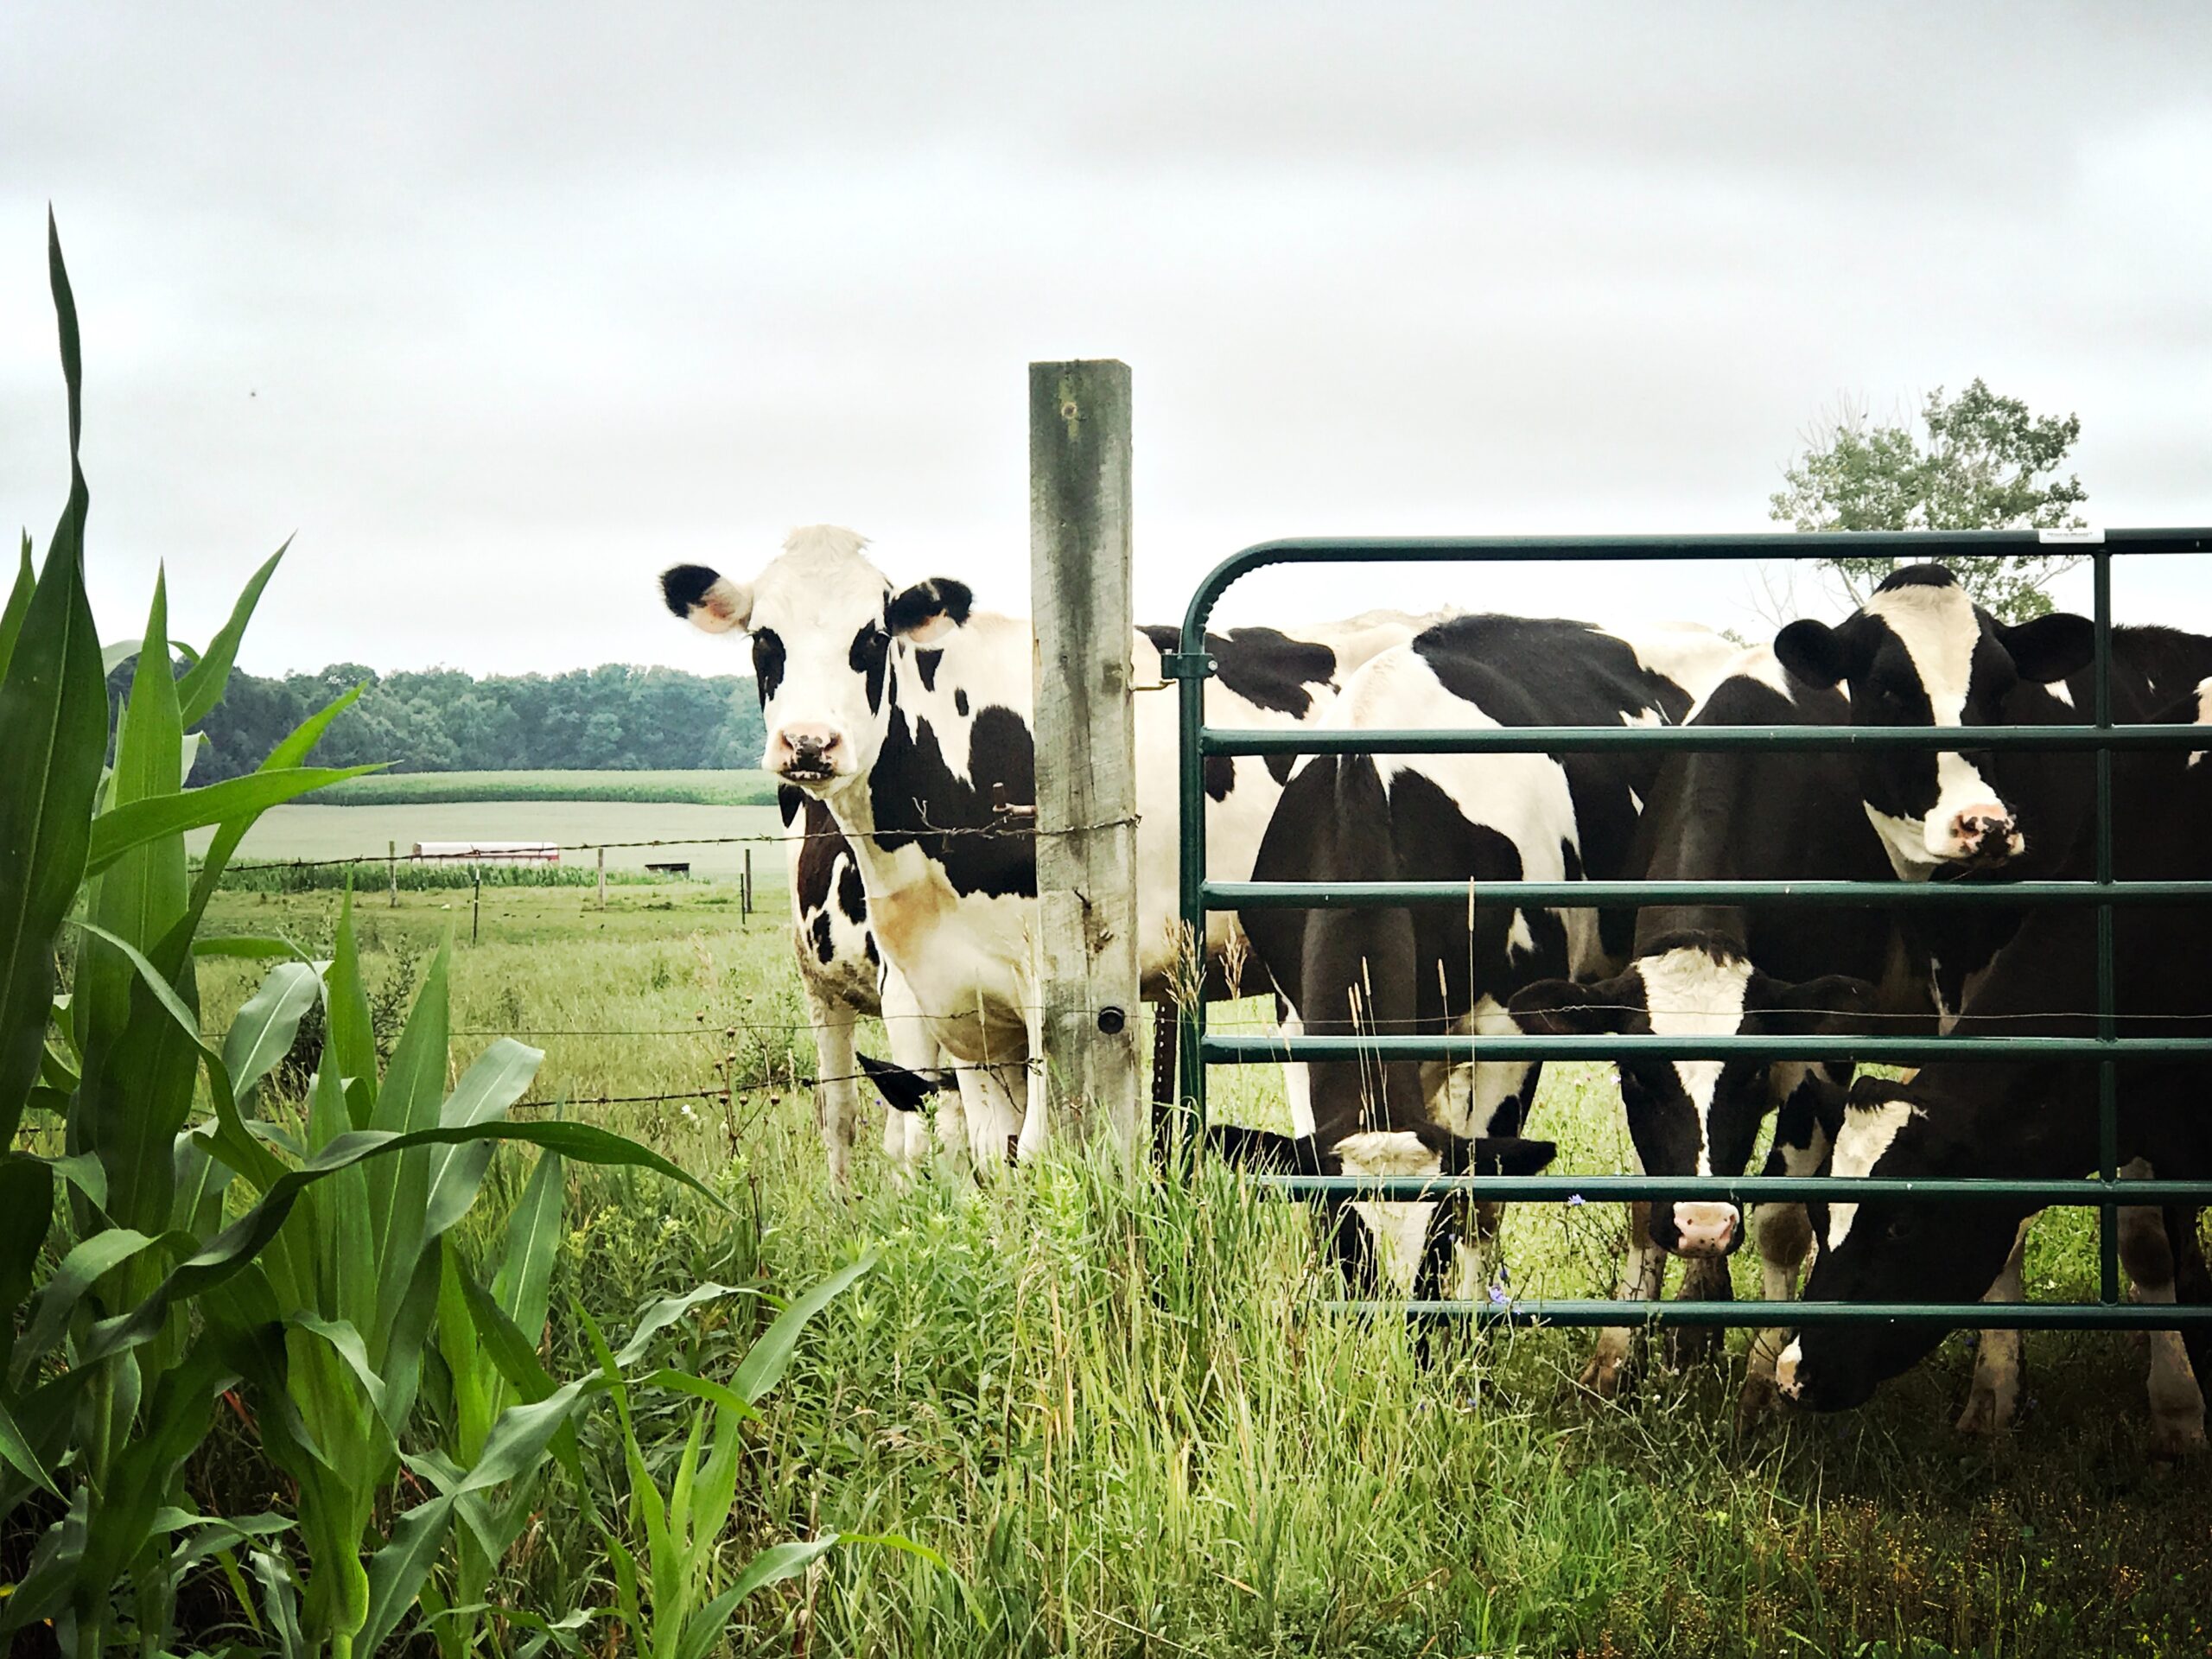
[3,2,2208,677]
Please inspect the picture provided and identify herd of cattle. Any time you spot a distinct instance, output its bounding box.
[662,527,2212,1455]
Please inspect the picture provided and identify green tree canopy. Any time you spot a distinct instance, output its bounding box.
[1769,378,2090,620]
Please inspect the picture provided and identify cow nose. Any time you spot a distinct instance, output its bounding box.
[772,725,842,776]
[1671,1201,1738,1257]
[1942,803,2018,861]
[1773,1339,1805,1400]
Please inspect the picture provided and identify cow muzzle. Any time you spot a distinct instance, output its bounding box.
[769,724,844,783]
[1931,802,2021,865]
[1669,1201,1739,1258]
[1773,1338,1805,1400]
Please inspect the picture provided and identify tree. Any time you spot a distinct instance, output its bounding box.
[1768,378,2090,620]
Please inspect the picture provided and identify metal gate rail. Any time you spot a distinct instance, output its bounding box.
[1168,528,2212,1329]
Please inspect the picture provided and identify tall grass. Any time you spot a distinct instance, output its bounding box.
[192,886,2212,1656]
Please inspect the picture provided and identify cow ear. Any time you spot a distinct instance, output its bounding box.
[1755,973,1875,1036]
[1773,615,1869,688]
[887,577,974,644]
[856,1052,950,1114]
[1466,1135,1558,1177]
[1506,977,1624,1036]
[1846,1073,1912,1111]
[1996,610,2094,684]
[661,563,752,635]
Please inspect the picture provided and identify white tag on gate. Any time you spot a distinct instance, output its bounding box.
[2037,527,2105,543]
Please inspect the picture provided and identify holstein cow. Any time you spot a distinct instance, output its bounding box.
[1507,645,1892,1399]
[662,525,1435,1174]
[1241,613,1740,1297]
[1765,563,2212,1422]
[779,786,959,1185]
[1775,681,2212,1458]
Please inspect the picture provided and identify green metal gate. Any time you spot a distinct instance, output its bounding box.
[1167,529,2212,1331]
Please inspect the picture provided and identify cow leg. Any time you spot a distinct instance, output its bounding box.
[954,1064,1023,1179]
[1335,1131,1440,1298]
[2118,1166,2207,1459]
[802,977,861,1191]
[1281,1007,1316,1139]
[1741,1198,1815,1427]
[1585,1201,1667,1400]
[880,966,963,1182]
[2170,1206,2212,1404]
[1957,1220,2031,1434]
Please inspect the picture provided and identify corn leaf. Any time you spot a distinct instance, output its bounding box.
[176,539,287,727]
[0,220,105,1148]
[731,1249,879,1405]
[86,766,377,880]
[0,531,31,683]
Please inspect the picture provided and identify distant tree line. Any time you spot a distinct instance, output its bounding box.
[163,662,767,782]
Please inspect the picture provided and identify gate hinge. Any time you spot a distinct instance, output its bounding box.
[1159,652,1217,680]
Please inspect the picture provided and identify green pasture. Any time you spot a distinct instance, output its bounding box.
[186,882,2212,1657]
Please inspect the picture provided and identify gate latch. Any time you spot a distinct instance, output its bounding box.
[1159,652,1217,680]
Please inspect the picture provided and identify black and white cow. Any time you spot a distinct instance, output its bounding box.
[779,786,960,1185]
[1239,613,1740,1294]
[1512,575,2212,1408]
[1505,645,1900,1397]
[1774,680,2212,1457]
[662,525,1430,1173]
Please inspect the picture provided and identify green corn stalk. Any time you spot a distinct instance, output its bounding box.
[0,218,726,1659]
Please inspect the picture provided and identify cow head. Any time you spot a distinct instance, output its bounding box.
[660,525,973,792]
[1772,565,2093,876]
[1772,1074,2031,1412]
[1508,937,1871,1258]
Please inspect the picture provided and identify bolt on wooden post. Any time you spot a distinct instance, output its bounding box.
[1028,359,1141,1153]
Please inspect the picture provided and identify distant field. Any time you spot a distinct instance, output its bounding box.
[188,800,791,882]
[318,769,779,806]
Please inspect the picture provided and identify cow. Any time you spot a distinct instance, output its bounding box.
[779,786,962,1185]
[1773,680,2212,1458]
[1516,576,2212,1412]
[1238,612,1740,1298]
[661,524,1438,1174]
[1505,646,1901,1399]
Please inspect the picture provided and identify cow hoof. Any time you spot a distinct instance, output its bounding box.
[1578,1350,1629,1401]
[1735,1373,1779,1432]
[2149,1416,2208,1462]
[1665,1324,1724,1370]
[1955,1383,2019,1436]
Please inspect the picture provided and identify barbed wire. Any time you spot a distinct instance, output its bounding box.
[203,815,1142,875]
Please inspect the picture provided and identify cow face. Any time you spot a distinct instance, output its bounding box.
[1508,938,1870,1258]
[1773,566,2093,876]
[661,526,973,792]
[1772,1076,2027,1412]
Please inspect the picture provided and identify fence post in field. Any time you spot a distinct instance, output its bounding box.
[742,847,753,924]
[473,868,482,943]
[597,845,607,911]
[1028,358,1141,1154]
[388,840,397,907]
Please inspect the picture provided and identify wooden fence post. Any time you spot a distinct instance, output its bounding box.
[742,848,753,924]
[1028,359,1140,1153]
[596,846,607,911]
[388,840,397,907]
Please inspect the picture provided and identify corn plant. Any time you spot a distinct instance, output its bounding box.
[0,217,720,1659]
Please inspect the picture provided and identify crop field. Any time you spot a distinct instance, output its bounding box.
[183,880,2212,1657]
[185,800,791,883]
[315,768,780,807]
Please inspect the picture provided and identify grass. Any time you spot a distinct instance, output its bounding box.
[187,883,2212,1657]
[315,767,781,806]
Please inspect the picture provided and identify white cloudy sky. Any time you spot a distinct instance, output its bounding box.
[3,2,2208,677]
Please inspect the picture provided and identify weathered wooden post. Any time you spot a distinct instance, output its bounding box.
[742,848,753,924]
[596,845,607,911]
[388,839,398,908]
[1028,359,1141,1152]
